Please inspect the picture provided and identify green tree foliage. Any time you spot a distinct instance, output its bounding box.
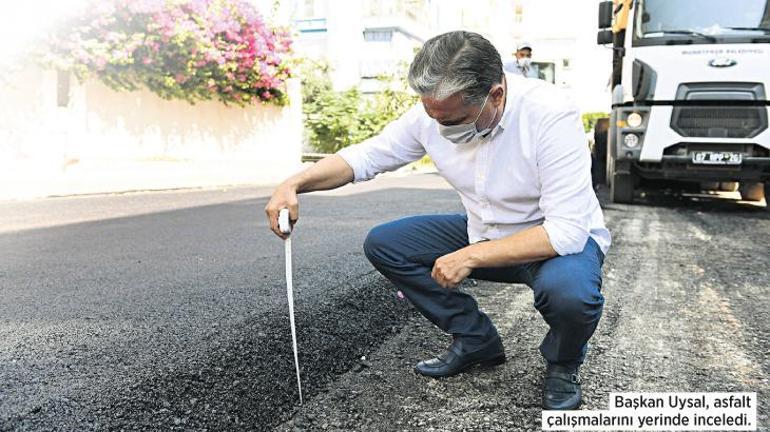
[582,111,610,132]
[300,60,418,153]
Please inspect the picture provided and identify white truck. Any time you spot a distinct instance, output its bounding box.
[597,0,770,205]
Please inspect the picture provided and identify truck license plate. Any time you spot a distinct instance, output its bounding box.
[691,151,742,165]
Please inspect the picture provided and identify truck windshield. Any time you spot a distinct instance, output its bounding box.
[634,0,770,46]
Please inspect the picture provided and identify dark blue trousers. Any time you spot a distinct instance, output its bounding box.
[363,214,605,367]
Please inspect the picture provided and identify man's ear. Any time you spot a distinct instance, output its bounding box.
[491,82,505,105]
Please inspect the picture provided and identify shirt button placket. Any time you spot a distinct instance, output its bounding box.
[475,141,492,225]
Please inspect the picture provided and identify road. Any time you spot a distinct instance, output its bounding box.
[0,174,768,431]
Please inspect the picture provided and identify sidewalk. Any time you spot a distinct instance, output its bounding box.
[0,157,436,201]
[0,157,302,201]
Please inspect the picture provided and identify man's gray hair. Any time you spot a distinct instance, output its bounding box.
[408,31,503,106]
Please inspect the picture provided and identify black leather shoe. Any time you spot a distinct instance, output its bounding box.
[414,335,506,378]
[542,363,582,410]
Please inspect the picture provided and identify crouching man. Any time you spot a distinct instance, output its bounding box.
[265,30,611,410]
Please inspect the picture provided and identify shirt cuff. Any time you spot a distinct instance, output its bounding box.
[542,218,588,256]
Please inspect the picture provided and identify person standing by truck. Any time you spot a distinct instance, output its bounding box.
[503,41,535,78]
[266,31,610,411]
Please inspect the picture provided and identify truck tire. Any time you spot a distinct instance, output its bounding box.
[739,182,764,201]
[720,182,739,192]
[610,172,635,203]
[606,155,614,187]
[593,118,609,186]
[764,182,769,209]
[606,111,618,187]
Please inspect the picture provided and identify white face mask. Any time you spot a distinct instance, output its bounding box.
[437,93,498,145]
[517,57,532,69]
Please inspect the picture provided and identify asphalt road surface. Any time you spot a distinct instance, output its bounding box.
[0,174,768,431]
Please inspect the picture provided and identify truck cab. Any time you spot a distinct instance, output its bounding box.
[531,61,556,84]
[597,0,770,205]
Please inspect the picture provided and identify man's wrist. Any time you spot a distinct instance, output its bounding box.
[283,178,301,193]
[462,243,485,269]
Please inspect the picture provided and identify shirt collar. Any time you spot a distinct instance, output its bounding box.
[490,73,515,136]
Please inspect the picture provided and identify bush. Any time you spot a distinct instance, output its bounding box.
[300,60,418,153]
[41,0,294,106]
[582,111,610,132]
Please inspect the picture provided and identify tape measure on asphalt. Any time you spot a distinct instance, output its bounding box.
[278,208,303,405]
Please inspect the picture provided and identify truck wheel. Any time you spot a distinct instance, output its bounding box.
[610,172,634,203]
[739,182,764,201]
[719,182,739,192]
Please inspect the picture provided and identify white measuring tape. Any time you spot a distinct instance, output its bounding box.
[278,208,303,405]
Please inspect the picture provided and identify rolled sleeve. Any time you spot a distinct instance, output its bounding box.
[335,103,426,183]
[537,107,593,256]
[335,145,371,184]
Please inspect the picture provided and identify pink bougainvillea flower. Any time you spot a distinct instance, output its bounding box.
[44,0,293,106]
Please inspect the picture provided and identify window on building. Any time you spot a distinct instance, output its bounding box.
[400,0,425,21]
[301,0,326,18]
[365,0,382,17]
[364,29,394,42]
[302,0,314,17]
[515,2,524,23]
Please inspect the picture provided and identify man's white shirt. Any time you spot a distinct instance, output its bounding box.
[336,74,611,257]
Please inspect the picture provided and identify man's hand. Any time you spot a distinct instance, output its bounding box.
[431,248,475,289]
[430,227,558,288]
[265,182,299,239]
[263,155,356,239]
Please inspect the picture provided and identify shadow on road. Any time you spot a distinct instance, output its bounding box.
[597,184,769,220]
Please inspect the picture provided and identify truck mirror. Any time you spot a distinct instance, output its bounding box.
[597,29,614,45]
[598,1,613,29]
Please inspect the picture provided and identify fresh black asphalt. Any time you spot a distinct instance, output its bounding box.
[2,175,768,431]
[0,175,462,431]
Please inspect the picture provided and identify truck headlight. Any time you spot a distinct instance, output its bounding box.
[624,133,640,148]
[627,112,643,128]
